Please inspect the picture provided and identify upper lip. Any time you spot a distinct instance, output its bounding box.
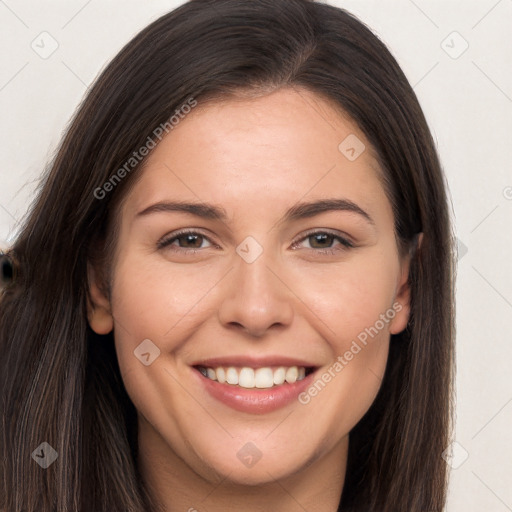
[192,355,319,368]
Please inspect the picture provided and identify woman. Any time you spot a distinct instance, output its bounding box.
[0,0,455,510]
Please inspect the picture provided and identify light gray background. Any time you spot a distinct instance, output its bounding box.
[1,1,511,510]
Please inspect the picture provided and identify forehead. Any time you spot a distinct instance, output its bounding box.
[122,87,389,224]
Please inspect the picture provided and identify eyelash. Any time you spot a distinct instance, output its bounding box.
[292,229,354,254]
[157,228,354,255]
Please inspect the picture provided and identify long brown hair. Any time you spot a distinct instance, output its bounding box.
[0,1,455,510]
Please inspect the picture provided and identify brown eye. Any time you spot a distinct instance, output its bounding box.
[176,233,204,248]
[292,230,354,254]
[308,233,335,249]
[157,230,214,251]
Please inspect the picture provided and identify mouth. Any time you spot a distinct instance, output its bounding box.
[193,364,316,389]
[191,357,320,414]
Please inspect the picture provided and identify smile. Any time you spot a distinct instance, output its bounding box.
[196,365,315,389]
[191,357,320,414]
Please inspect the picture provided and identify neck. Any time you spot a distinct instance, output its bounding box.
[137,415,348,512]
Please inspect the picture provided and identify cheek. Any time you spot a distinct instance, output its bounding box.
[107,251,232,404]
[111,252,226,338]
[107,253,223,437]
[291,253,398,420]
[294,265,395,441]
[295,252,399,345]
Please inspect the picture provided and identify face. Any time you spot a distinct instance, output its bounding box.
[88,87,411,488]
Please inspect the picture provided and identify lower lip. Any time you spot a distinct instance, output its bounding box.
[193,368,317,414]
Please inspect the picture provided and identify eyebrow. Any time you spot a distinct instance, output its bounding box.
[135,198,374,226]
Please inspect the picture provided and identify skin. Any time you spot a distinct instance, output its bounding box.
[87,87,412,512]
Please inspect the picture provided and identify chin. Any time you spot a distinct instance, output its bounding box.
[194,445,315,487]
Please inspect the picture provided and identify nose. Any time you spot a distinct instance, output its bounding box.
[217,248,294,337]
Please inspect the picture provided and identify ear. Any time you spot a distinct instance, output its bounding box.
[86,262,114,335]
[389,233,423,335]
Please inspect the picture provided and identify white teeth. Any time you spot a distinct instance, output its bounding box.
[254,368,274,388]
[199,365,311,388]
[226,367,239,385]
[285,366,298,384]
[273,367,286,385]
[239,367,255,388]
[216,367,226,384]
